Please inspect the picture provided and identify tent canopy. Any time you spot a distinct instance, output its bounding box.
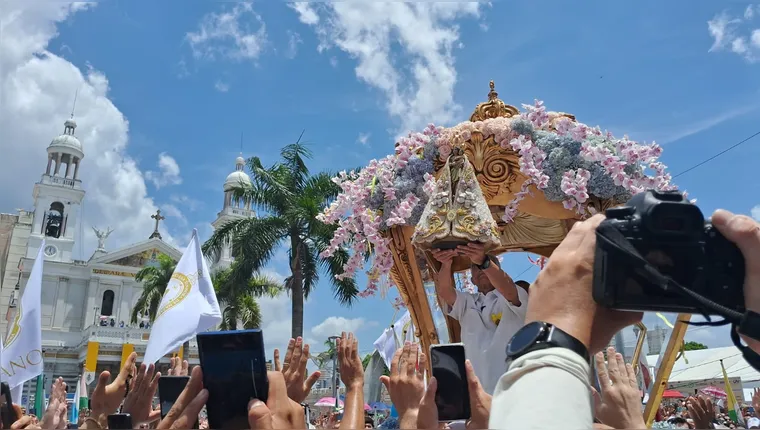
[645,346,760,383]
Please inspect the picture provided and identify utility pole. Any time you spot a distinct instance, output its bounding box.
[328,335,340,409]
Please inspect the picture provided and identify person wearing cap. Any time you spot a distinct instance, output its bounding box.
[431,243,528,395]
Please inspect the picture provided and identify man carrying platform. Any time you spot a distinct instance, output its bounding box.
[432,243,528,395]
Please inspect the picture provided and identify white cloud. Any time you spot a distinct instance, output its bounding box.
[214,80,230,92]
[290,2,481,134]
[357,132,371,146]
[752,205,760,221]
[329,56,338,68]
[285,30,302,59]
[170,194,203,211]
[311,316,376,339]
[0,0,176,258]
[707,7,760,62]
[186,2,267,62]
[160,203,185,224]
[145,152,182,189]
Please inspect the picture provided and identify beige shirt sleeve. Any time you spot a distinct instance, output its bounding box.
[488,348,593,429]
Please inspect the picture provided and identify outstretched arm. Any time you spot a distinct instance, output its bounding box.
[458,243,521,306]
[431,249,458,308]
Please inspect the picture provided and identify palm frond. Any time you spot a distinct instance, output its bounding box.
[280,136,312,191]
[300,241,319,299]
[238,295,263,329]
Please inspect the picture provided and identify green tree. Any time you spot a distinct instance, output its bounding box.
[212,267,281,330]
[314,339,338,368]
[683,341,708,351]
[131,253,176,325]
[202,139,358,338]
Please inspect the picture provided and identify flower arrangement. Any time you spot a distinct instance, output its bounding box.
[319,101,676,296]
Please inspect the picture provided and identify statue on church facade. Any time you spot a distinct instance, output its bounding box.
[92,226,114,251]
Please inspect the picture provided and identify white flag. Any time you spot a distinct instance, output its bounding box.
[373,311,415,370]
[1,242,44,388]
[143,229,221,364]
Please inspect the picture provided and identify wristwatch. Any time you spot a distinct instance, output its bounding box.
[505,321,590,363]
[476,257,491,270]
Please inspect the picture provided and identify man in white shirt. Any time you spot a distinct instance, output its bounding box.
[431,243,528,395]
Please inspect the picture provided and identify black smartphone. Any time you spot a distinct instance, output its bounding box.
[0,382,18,429]
[158,376,190,418]
[197,329,269,429]
[107,413,132,429]
[430,343,470,422]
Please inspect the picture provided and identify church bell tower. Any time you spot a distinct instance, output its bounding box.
[210,154,255,271]
[27,116,86,262]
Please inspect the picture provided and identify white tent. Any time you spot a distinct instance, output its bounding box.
[645,346,760,401]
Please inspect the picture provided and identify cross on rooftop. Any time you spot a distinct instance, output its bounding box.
[149,209,165,240]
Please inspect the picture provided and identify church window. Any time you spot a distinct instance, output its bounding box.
[45,202,65,238]
[100,290,115,316]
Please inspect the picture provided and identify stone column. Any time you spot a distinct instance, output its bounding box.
[54,153,62,175]
[46,156,53,175]
[73,158,80,180]
[64,159,71,178]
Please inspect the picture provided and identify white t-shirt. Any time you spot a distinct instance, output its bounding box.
[446,287,528,395]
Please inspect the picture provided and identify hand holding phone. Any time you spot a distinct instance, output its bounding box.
[197,329,269,429]
[430,343,471,422]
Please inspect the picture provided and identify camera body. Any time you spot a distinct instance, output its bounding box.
[592,189,745,314]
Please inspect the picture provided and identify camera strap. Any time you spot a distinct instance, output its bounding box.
[595,223,760,371]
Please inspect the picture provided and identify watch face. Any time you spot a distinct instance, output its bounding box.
[506,321,546,357]
[44,245,57,257]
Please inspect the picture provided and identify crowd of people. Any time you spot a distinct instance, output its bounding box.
[1,208,758,429]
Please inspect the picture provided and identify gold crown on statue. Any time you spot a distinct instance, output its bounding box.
[469,80,519,122]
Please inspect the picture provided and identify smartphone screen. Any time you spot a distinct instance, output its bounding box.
[430,344,470,422]
[107,413,132,429]
[158,376,190,418]
[197,329,269,430]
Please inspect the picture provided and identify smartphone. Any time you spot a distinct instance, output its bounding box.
[197,329,269,429]
[158,376,190,418]
[430,343,470,422]
[107,413,132,429]
[0,382,18,429]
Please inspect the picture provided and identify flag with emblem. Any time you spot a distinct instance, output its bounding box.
[721,359,745,426]
[143,229,221,364]
[1,242,44,389]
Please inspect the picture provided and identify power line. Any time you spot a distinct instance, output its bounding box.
[673,130,760,178]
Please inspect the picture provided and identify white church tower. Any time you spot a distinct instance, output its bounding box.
[210,154,255,271]
[27,117,85,263]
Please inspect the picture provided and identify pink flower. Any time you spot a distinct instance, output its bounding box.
[438,143,452,160]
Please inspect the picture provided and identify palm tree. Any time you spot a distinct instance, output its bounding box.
[315,338,338,369]
[131,253,175,324]
[202,138,358,338]
[212,268,281,330]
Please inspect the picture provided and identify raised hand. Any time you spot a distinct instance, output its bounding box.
[40,377,68,430]
[338,332,363,389]
[465,360,491,430]
[122,363,162,425]
[592,347,646,429]
[274,337,321,403]
[456,243,487,266]
[431,249,458,267]
[247,372,306,429]
[380,343,428,428]
[168,356,189,376]
[157,366,208,430]
[687,395,716,430]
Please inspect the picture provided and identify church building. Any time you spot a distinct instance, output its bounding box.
[0,116,254,402]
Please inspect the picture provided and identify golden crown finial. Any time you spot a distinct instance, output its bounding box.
[469,80,519,122]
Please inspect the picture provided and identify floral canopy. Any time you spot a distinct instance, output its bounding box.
[318,81,678,297]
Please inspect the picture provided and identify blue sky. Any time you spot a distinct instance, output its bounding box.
[2,1,760,358]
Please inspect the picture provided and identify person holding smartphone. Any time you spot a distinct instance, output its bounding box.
[431,243,527,395]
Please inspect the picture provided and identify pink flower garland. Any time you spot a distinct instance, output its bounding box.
[319,100,677,297]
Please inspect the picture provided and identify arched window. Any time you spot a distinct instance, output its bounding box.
[100,290,115,316]
[45,202,65,238]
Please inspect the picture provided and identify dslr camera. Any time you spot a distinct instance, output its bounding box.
[592,189,745,314]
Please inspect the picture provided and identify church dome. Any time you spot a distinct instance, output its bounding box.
[49,133,82,151]
[224,154,251,191]
[224,171,251,191]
